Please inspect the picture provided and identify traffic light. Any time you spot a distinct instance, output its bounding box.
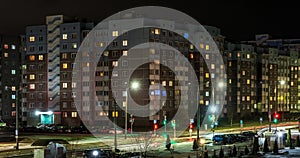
[163,118,167,126]
[189,123,194,129]
[273,112,280,123]
[154,123,158,130]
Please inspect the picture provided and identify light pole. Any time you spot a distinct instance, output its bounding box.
[5,86,19,150]
[125,81,139,139]
[268,80,285,132]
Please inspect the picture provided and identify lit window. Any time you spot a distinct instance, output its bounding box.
[12,103,16,108]
[112,31,118,37]
[205,45,210,50]
[169,81,173,86]
[11,45,16,50]
[11,70,16,75]
[211,64,215,69]
[190,44,194,49]
[228,61,232,67]
[29,55,35,61]
[4,44,8,49]
[123,50,128,56]
[112,61,118,67]
[205,91,209,96]
[29,36,35,42]
[70,82,76,89]
[237,53,241,57]
[247,79,250,84]
[154,29,160,35]
[122,40,128,46]
[151,81,155,85]
[205,54,209,60]
[62,53,67,59]
[29,84,35,90]
[162,81,166,86]
[62,63,68,69]
[247,54,251,59]
[205,101,209,106]
[242,71,246,75]
[62,34,67,39]
[38,55,43,60]
[12,86,16,91]
[63,83,68,88]
[4,53,8,57]
[247,96,251,101]
[29,74,35,80]
[71,112,77,117]
[12,94,16,100]
[229,79,232,84]
[200,43,204,49]
[190,54,194,59]
[205,73,210,78]
[72,43,77,49]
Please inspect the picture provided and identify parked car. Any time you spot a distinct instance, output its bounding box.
[108,128,123,134]
[82,148,112,158]
[212,134,230,145]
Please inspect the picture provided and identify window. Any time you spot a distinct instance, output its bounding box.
[63,83,68,88]
[247,79,250,84]
[71,33,77,39]
[62,34,67,39]
[123,50,128,56]
[155,28,160,35]
[205,73,210,78]
[29,74,35,80]
[205,45,210,50]
[72,43,77,49]
[29,84,35,90]
[72,82,77,88]
[247,54,251,59]
[169,81,173,86]
[29,55,35,61]
[112,31,118,37]
[11,45,16,50]
[11,70,16,75]
[122,40,128,46]
[62,53,67,59]
[72,112,77,118]
[11,86,16,91]
[4,44,8,49]
[112,61,118,67]
[242,71,246,76]
[38,36,43,41]
[38,46,43,51]
[38,55,43,60]
[162,81,166,86]
[4,52,8,57]
[62,63,68,69]
[63,112,68,118]
[29,36,35,42]
[29,46,34,52]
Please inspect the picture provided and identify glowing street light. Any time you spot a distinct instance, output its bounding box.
[125,81,140,139]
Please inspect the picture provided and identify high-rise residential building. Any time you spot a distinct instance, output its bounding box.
[0,35,21,126]
[23,15,94,126]
[2,14,297,129]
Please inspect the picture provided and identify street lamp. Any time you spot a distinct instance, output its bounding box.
[211,82,224,129]
[5,86,20,150]
[268,80,285,132]
[125,81,140,139]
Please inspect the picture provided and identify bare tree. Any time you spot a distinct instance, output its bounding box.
[130,132,159,158]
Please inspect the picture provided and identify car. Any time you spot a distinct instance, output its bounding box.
[82,148,112,158]
[241,131,256,139]
[108,128,123,134]
[212,134,229,145]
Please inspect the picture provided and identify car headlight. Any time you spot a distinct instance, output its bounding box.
[92,150,99,156]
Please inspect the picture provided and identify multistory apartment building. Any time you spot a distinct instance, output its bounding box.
[0,35,21,126]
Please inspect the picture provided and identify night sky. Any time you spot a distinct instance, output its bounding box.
[0,0,299,42]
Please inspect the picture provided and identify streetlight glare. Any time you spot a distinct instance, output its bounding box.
[211,106,217,113]
[217,81,225,88]
[131,81,140,90]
